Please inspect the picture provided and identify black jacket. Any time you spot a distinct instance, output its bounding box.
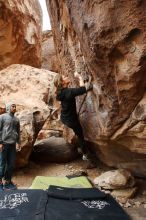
[56,87,87,123]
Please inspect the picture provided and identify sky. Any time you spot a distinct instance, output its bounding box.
[38,0,51,30]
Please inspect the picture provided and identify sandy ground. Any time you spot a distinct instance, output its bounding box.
[13,158,146,220]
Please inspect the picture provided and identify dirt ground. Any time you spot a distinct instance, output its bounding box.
[13,158,146,220]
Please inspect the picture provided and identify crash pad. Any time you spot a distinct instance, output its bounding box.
[29,176,92,190]
[45,186,131,220]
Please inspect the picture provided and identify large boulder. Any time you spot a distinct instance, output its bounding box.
[32,137,78,163]
[46,0,146,176]
[0,64,58,167]
[0,0,42,70]
[94,169,135,190]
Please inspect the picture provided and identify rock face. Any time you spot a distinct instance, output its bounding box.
[0,102,5,114]
[46,0,146,176]
[0,0,42,70]
[42,31,59,72]
[0,64,58,167]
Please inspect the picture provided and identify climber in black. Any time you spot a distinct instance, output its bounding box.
[54,73,93,160]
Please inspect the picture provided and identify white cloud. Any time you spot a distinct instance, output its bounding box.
[38,0,51,30]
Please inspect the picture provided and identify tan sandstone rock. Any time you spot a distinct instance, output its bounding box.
[0,64,58,167]
[0,102,5,114]
[0,0,42,70]
[46,0,146,176]
[94,169,135,189]
[112,187,137,202]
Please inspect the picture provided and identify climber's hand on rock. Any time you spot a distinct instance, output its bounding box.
[16,143,21,152]
[85,82,93,91]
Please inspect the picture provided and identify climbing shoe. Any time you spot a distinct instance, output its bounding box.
[3,181,17,190]
[82,154,89,161]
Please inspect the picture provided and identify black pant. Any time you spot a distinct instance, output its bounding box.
[0,143,16,182]
[62,119,86,154]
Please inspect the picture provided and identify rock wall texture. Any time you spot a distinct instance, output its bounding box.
[0,64,58,167]
[42,30,59,72]
[46,0,146,176]
[0,0,42,70]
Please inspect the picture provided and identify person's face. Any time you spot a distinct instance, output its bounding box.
[10,104,16,114]
[62,76,70,87]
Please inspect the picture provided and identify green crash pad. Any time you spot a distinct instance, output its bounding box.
[29,176,92,190]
